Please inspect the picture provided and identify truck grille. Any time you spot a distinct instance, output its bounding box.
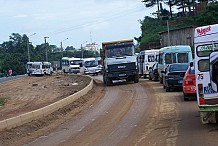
[108,62,136,72]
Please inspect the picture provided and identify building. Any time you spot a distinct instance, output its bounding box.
[159,26,195,48]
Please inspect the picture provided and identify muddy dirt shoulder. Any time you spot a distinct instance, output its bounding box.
[0,74,91,121]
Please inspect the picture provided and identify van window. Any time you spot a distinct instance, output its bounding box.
[178,53,188,63]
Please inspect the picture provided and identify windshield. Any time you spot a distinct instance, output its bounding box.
[105,45,134,58]
[84,60,98,67]
[169,64,189,72]
[70,60,83,65]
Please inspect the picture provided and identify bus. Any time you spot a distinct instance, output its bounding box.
[194,24,218,124]
[158,45,193,83]
[26,62,53,76]
[61,57,85,74]
[137,49,159,78]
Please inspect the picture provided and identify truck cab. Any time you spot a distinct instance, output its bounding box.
[101,39,139,86]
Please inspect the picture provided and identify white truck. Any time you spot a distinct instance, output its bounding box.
[101,39,139,86]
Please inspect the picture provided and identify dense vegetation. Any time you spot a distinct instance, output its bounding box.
[0,33,99,75]
[138,1,218,49]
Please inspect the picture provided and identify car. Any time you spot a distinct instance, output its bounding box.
[182,63,196,101]
[148,62,159,81]
[162,63,189,92]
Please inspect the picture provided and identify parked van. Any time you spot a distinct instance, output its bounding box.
[193,24,218,123]
[137,49,159,78]
[158,45,193,83]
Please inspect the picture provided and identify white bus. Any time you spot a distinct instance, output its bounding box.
[26,62,53,76]
[158,45,193,83]
[194,24,218,124]
[61,57,85,74]
[137,49,159,78]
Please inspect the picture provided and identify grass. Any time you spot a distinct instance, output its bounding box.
[0,98,5,106]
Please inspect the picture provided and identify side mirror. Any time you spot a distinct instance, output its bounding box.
[149,67,152,70]
[190,62,193,67]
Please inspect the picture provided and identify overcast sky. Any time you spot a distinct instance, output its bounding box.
[0,0,157,49]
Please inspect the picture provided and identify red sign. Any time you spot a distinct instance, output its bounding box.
[196,26,211,36]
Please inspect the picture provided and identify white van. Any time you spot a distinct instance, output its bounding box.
[194,24,218,123]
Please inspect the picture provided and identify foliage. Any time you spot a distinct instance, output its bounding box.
[139,2,218,49]
[0,34,100,75]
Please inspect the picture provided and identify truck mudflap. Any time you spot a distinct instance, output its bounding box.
[199,105,218,124]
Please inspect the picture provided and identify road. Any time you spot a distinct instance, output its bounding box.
[0,75,25,83]
[25,76,218,146]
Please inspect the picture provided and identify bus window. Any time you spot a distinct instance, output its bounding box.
[198,59,209,72]
[148,55,155,62]
[178,53,188,63]
[165,53,172,64]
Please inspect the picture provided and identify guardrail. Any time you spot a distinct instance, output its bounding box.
[0,76,93,131]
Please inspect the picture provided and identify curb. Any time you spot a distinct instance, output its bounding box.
[0,76,93,131]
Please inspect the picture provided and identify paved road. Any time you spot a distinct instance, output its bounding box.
[25,76,218,146]
[0,75,25,83]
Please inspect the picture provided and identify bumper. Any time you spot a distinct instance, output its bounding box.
[166,79,183,88]
[106,70,138,79]
[183,85,196,94]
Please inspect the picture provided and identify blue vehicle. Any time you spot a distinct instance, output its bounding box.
[158,45,193,83]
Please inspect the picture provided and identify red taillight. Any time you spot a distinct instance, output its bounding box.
[199,98,205,105]
[198,84,204,105]
[184,78,194,85]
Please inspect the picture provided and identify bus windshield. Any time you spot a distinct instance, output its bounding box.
[84,60,98,67]
[70,60,83,65]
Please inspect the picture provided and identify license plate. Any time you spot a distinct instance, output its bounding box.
[178,80,183,83]
[119,74,126,77]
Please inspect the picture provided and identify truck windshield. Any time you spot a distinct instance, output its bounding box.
[105,46,134,58]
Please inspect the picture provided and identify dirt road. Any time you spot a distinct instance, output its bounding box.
[1,76,218,146]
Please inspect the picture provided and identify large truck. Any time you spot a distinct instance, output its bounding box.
[101,39,139,86]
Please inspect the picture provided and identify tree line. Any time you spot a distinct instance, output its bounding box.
[0,33,99,76]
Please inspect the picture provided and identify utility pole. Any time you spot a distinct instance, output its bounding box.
[44,37,49,62]
[27,33,36,62]
[60,38,69,58]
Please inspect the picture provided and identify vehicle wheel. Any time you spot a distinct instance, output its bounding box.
[103,75,106,84]
[149,75,152,80]
[183,92,189,101]
[166,87,170,92]
[143,74,146,79]
[106,77,111,86]
[134,74,139,83]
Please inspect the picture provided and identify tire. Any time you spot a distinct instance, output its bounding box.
[163,84,166,89]
[149,75,152,80]
[103,75,106,84]
[183,92,189,101]
[166,87,170,92]
[134,74,139,83]
[159,77,163,84]
[106,77,112,86]
[143,74,146,79]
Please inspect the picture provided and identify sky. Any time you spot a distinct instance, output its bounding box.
[0,0,157,49]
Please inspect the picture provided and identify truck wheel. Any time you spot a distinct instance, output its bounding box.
[103,76,106,84]
[106,77,111,86]
[134,74,139,83]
